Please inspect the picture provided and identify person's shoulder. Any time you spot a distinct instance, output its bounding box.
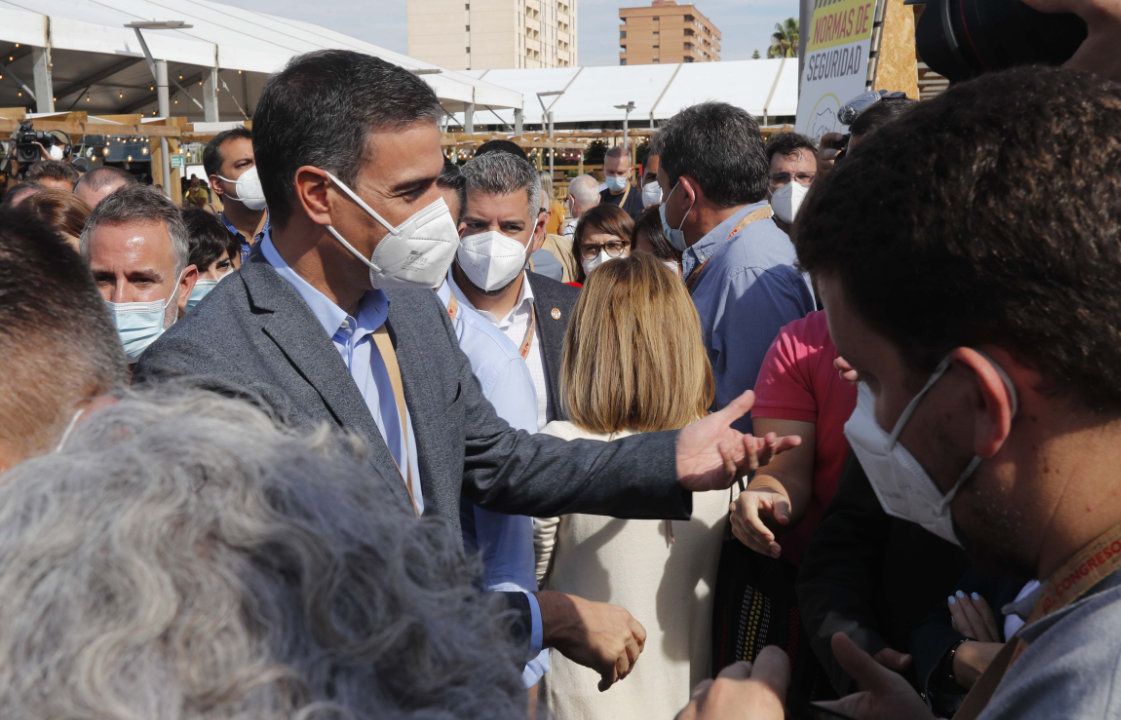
[982,579,1121,719]
[779,310,832,349]
[542,420,599,441]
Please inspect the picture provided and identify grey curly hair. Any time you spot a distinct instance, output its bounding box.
[0,387,525,719]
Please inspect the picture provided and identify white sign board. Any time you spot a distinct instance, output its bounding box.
[795,0,879,140]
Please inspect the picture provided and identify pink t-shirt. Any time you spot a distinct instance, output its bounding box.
[752,310,856,565]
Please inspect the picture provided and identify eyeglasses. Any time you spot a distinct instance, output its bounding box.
[770,171,816,186]
[580,239,629,260]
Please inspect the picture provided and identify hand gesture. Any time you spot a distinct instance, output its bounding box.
[814,634,934,720]
[676,390,801,493]
[537,591,646,692]
[729,490,791,558]
[675,646,789,720]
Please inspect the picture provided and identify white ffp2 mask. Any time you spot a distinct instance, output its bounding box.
[324,171,460,291]
[456,229,531,292]
[217,166,267,211]
[770,181,809,225]
[843,355,1018,546]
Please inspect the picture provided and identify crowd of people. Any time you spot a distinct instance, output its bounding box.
[1,3,1121,716]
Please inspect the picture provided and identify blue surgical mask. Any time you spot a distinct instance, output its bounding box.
[659,181,692,252]
[185,273,230,313]
[107,288,178,362]
[605,175,628,193]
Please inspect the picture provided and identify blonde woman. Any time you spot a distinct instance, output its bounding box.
[536,252,729,719]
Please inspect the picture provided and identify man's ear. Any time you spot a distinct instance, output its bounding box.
[176,264,199,316]
[294,166,333,226]
[951,347,1018,459]
[679,174,700,207]
[529,210,548,253]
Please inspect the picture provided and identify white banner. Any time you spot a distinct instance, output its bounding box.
[795,0,879,140]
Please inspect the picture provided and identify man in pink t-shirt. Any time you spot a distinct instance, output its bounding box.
[731,309,856,564]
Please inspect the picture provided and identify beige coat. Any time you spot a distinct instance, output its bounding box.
[536,421,728,720]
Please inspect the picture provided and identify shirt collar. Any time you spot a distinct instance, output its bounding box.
[221,210,270,242]
[446,270,534,326]
[261,230,388,340]
[681,200,771,277]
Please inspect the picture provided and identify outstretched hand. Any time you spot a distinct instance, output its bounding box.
[675,646,790,720]
[814,634,933,720]
[676,390,801,493]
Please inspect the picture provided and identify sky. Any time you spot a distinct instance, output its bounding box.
[218,0,799,67]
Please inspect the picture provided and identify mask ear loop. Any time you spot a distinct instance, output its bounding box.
[54,407,86,453]
[887,356,954,446]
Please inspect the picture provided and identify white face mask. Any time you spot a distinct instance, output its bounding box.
[843,355,1018,546]
[641,180,663,208]
[48,144,66,161]
[770,181,809,225]
[605,175,628,193]
[456,228,532,292]
[323,171,460,291]
[659,181,693,252]
[581,250,615,277]
[216,166,267,211]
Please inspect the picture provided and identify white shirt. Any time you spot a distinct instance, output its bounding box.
[448,271,550,430]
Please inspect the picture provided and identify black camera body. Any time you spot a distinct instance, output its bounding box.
[912,0,1087,82]
[14,121,62,163]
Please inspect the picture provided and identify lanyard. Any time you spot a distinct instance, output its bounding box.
[371,325,421,517]
[447,293,535,359]
[954,521,1121,719]
[684,206,774,291]
[519,305,537,360]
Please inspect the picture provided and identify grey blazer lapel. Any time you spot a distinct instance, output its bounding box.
[240,257,413,510]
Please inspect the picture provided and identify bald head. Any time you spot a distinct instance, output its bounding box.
[567,174,601,217]
[74,166,137,209]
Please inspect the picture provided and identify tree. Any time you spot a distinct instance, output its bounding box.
[752,49,761,59]
[584,139,608,165]
[767,18,800,58]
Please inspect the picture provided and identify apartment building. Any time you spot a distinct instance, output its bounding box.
[619,0,721,65]
[407,0,576,70]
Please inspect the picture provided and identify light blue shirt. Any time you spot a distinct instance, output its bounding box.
[682,201,815,432]
[261,233,424,512]
[223,211,269,265]
[437,281,548,686]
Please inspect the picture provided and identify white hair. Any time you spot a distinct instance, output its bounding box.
[568,174,601,213]
[0,386,524,719]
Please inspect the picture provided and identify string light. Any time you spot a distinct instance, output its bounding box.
[118,91,124,99]
[14,43,20,48]
[16,90,22,97]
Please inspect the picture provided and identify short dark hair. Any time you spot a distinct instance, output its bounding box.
[655,102,769,206]
[25,160,79,187]
[182,207,239,270]
[253,50,443,227]
[437,161,466,220]
[848,98,916,140]
[74,165,137,194]
[765,132,817,163]
[632,204,679,264]
[475,139,528,162]
[202,127,253,178]
[604,145,630,161]
[795,66,1121,413]
[0,207,127,457]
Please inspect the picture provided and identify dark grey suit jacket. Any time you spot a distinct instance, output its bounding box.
[525,270,578,423]
[136,252,691,534]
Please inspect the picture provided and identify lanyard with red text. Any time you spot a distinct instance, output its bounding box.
[954,522,1121,720]
[684,206,774,291]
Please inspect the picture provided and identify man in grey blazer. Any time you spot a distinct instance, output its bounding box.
[135,49,793,690]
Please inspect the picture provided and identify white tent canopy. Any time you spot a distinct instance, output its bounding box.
[0,0,522,121]
[455,58,797,130]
